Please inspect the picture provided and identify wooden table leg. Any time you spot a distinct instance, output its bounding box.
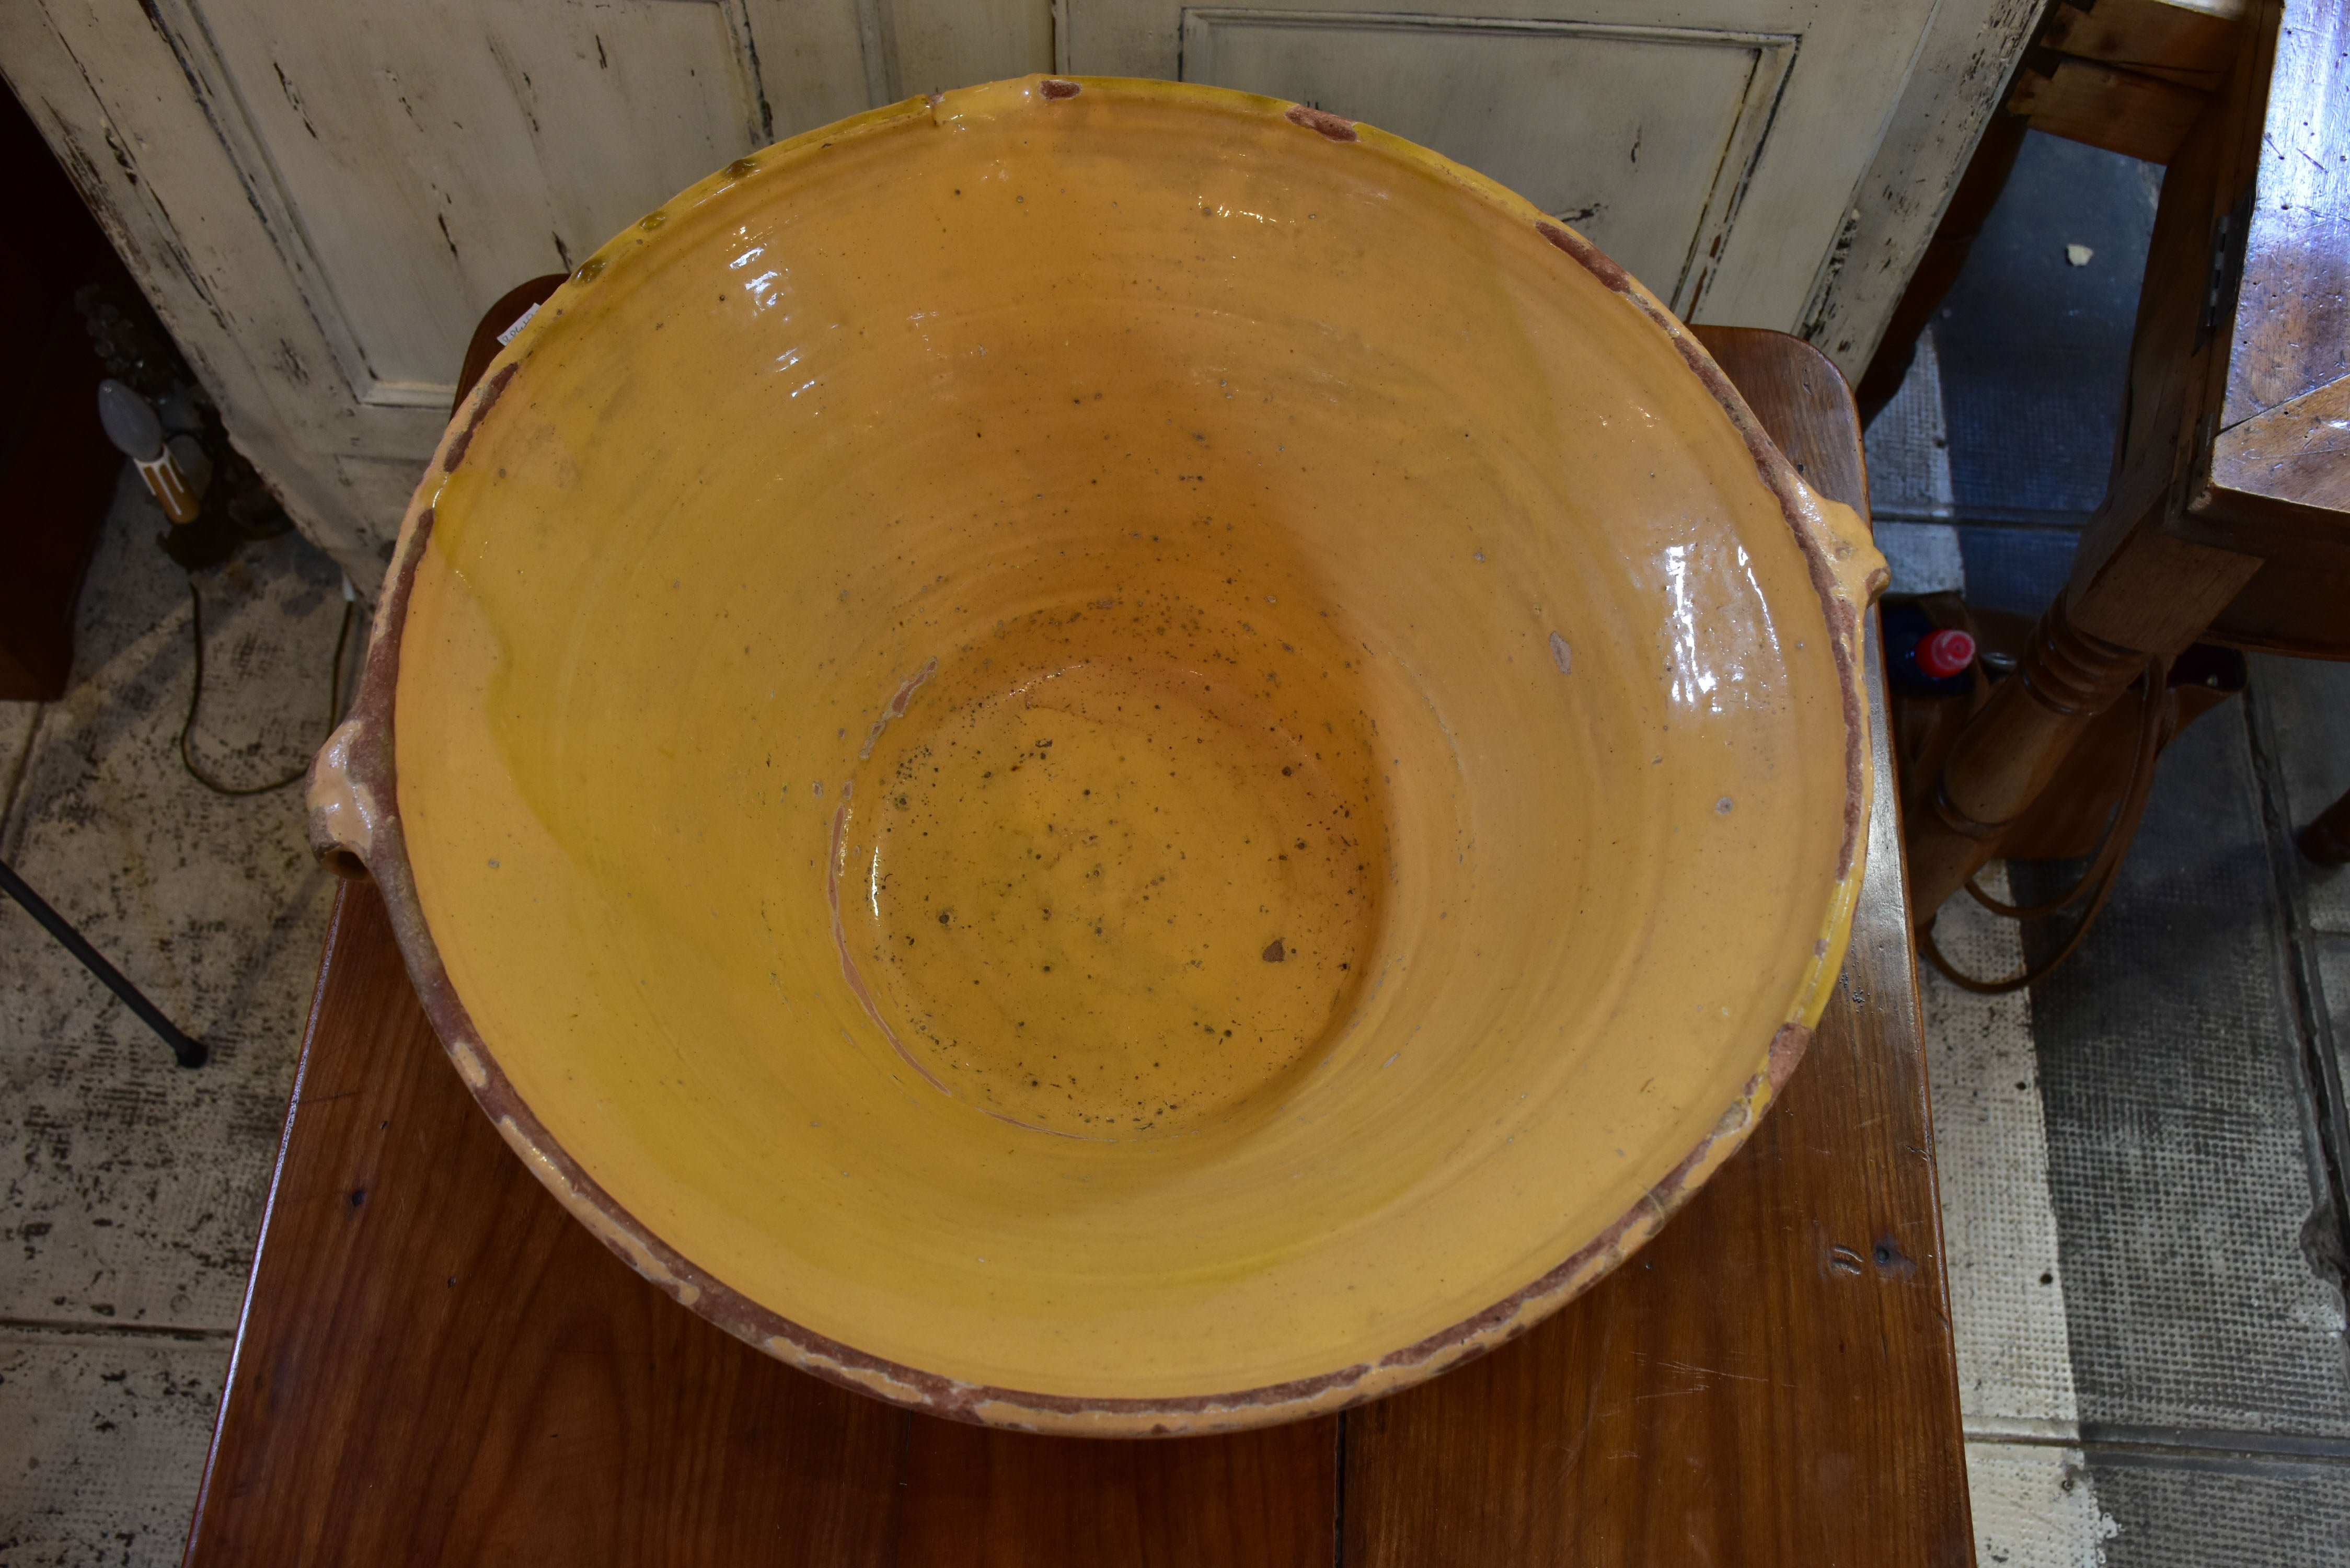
[1899,12,2280,923]
[1904,526,2257,918]
[2301,781,2350,867]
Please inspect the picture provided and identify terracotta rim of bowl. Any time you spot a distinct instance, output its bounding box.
[308,76,1886,1437]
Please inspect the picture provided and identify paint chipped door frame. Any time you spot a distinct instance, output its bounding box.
[0,0,1051,590]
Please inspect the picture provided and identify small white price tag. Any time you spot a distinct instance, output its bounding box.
[496,301,541,347]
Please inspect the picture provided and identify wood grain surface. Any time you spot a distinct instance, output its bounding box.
[2216,0,2347,433]
[182,328,1968,1568]
[2040,0,2247,93]
[2172,0,2350,652]
[2191,0,2350,581]
[2009,57,2208,165]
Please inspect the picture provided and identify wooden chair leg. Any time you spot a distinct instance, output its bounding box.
[1899,32,2278,927]
[2302,783,2350,867]
[1904,521,2258,921]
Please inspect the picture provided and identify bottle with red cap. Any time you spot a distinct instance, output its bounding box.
[1882,599,1978,697]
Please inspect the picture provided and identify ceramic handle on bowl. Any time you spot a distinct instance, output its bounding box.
[1809,491,1891,614]
[307,717,378,881]
[306,501,427,882]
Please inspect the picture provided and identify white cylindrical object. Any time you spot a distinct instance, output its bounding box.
[96,378,163,461]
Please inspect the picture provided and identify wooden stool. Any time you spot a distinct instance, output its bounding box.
[1903,0,2349,928]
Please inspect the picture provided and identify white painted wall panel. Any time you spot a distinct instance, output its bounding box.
[197,0,762,402]
[1183,11,1790,314]
[1072,1,1945,338]
[3,0,2022,585]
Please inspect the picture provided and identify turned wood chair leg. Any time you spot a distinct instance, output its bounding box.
[1904,518,2258,922]
[1906,597,2147,917]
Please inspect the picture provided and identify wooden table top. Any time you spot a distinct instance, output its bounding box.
[182,325,1972,1567]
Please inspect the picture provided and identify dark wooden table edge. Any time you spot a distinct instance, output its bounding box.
[180,885,354,1565]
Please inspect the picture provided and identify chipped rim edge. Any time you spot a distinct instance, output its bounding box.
[305,75,1881,1438]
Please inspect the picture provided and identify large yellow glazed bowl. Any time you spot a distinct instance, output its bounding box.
[311,77,1882,1435]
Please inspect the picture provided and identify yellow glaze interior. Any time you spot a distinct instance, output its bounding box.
[395,78,1871,1408]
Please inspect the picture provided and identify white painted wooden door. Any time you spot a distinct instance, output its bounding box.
[1,0,1050,588]
[3,0,2031,589]
[1064,1,2035,347]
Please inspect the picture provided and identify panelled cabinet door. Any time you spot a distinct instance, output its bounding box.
[189,0,853,569]
[202,0,1053,418]
[1064,0,2005,343]
[2,0,1047,586]
[1170,11,1794,319]
[197,0,777,410]
[4,0,2025,585]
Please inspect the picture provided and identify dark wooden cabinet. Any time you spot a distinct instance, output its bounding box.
[0,84,132,699]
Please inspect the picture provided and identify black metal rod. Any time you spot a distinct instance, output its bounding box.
[0,856,208,1068]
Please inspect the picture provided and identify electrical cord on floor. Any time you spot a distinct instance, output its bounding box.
[1918,652,2171,996]
[176,575,356,798]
